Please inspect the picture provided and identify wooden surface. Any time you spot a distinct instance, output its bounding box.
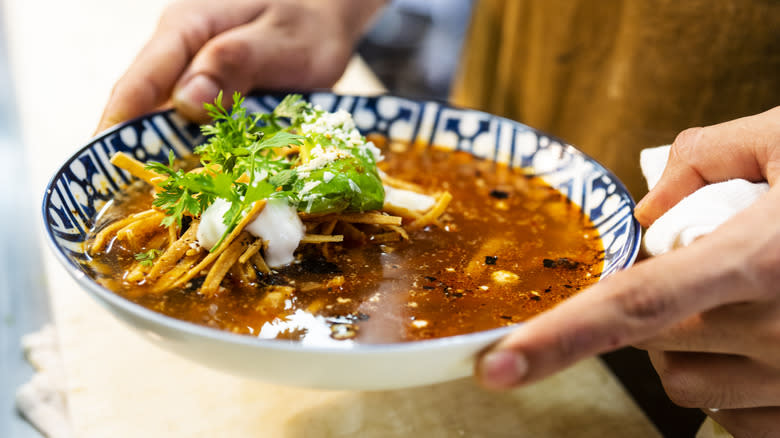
[4,0,659,436]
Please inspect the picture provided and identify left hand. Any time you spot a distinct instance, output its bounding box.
[475,107,780,437]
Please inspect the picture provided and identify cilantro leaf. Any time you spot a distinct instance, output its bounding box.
[135,249,162,267]
[268,169,298,188]
[272,94,309,122]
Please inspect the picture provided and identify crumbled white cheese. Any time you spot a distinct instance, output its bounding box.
[322,171,335,183]
[347,179,361,193]
[364,141,384,162]
[245,198,305,268]
[383,185,436,213]
[295,144,351,178]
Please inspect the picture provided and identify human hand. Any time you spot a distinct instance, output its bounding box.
[97,0,385,132]
[476,106,780,437]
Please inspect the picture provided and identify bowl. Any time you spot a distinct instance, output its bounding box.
[42,92,641,390]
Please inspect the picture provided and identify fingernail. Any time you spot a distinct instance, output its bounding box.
[479,350,528,389]
[174,75,220,117]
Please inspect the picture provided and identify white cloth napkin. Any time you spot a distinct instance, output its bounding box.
[640,145,769,256]
[640,145,770,438]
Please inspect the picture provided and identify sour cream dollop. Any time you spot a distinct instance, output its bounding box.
[196,197,305,268]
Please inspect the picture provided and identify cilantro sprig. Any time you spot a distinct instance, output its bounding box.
[144,91,384,249]
[145,92,304,247]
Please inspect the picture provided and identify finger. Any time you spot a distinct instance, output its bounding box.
[476,188,780,390]
[171,3,352,121]
[96,0,269,132]
[648,351,780,409]
[635,301,780,362]
[707,407,780,437]
[634,106,780,227]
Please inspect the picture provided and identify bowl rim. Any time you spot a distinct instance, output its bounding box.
[41,91,641,355]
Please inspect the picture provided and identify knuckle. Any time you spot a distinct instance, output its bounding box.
[671,127,705,152]
[669,127,706,166]
[615,286,675,325]
[207,38,254,73]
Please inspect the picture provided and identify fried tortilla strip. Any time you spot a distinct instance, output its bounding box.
[385,224,409,240]
[320,219,338,235]
[408,191,452,231]
[368,232,402,244]
[238,238,264,264]
[125,261,150,283]
[115,211,167,244]
[90,209,160,254]
[169,200,267,290]
[201,233,254,296]
[230,259,256,284]
[301,234,345,243]
[381,204,423,220]
[250,253,271,275]
[380,172,425,192]
[339,222,366,243]
[110,152,163,186]
[147,221,200,281]
[337,212,403,226]
[151,253,202,293]
[167,222,179,246]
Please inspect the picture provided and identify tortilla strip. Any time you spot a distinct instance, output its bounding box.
[337,212,403,226]
[90,209,160,254]
[368,232,402,244]
[408,191,452,231]
[320,219,338,235]
[250,253,271,275]
[338,222,366,243]
[116,212,166,243]
[151,253,202,293]
[168,200,267,290]
[301,234,344,243]
[381,173,425,192]
[238,238,263,264]
[125,261,149,283]
[201,233,253,296]
[147,221,200,281]
[167,222,179,245]
[381,204,423,220]
[385,224,409,240]
[110,152,163,186]
[230,259,256,284]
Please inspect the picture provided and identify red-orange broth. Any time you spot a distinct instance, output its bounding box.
[86,143,604,344]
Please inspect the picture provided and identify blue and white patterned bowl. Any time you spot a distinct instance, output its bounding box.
[43,92,640,390]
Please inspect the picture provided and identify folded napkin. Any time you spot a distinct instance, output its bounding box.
[640,145,770,438]
[640,145,769,256]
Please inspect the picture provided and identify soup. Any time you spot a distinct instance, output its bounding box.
[87,145,602,345]
[84,93,603,345]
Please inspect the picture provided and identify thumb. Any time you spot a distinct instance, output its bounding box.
[634,107,780,227]
[171,6,353,122]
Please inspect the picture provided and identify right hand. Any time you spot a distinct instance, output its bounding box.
[97,0,385,132]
